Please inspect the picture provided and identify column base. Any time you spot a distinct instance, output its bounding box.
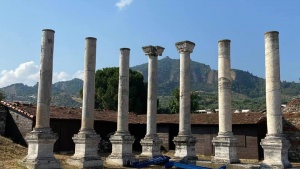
[172,135,198,163]
[106,132,136,167]
[212,135,240,164]
[140,134,163,158]
[67,130,102,168]
[260,135,292,169]
[21,128,60,169]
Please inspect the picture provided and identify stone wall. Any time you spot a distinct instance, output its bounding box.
[157,125,169,151]
[5,109,33,145]
[283,113,300,161]
[0,105,7,135]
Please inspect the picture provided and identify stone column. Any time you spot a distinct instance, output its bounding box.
[212,39,239,164]
[106,48,135,166]
[140,46,164,158]
[22,29,60,169]
[67,37,102,168]
[260,31,291,169]
[173,41,198,163]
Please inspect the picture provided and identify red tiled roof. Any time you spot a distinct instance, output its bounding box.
[0,101,266,125]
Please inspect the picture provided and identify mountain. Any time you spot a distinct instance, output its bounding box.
[131,56,300,98]
[1,57,299,108]
[1,78,83,107]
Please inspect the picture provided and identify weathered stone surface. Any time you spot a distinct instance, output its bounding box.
[106,133,136,166]
[212,39,238,164]
[140,45,164,157]
[140,135,162,157]
[173,40,197,162]
[261,31,291,168]
[21,29,60,169]
[260,137,291,169]
[22,129,60,169]
[173,135,198,163]
[68,37,102,168]
[212,136,239,163]
[107,48,135,166]
[67,131,102,168]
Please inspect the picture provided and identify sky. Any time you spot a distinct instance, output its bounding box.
[0,0,300,88]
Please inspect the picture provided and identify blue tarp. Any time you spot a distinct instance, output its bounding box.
[164,161,226,169]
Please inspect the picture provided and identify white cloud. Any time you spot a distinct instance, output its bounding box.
[115,0,133,10]
[0,61,84,88]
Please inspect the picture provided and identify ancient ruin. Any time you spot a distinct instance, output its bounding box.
[67,37,102,168]
[140,46,164,157]
[106,48,135,166]
[212,40,239,163]
[22,29,60,169]
[173,41,198,162]
[260,31,291,168]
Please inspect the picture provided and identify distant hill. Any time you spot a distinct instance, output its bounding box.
[131,56,300,98]
[1,57,300,108]
[1,78,83,107]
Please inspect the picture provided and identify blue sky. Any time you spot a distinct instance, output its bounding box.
[0,0,299,87]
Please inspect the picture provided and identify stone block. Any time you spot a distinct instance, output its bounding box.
[21,129,60,169]
[67,131,102,168]
[140,135,163,158]
[106,133,135,166]
[260,136,292,169]
[173,135,198,163]
[212,136,239,164]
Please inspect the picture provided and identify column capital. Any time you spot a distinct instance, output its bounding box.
[142,45,164,57]
[265,31,279,36]
[175,40,195,53]
[42,29,55,33]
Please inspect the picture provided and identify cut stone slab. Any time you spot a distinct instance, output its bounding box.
[140,135,163,158]
[172,135,198,163]
[22,129,60,169]
[212,136,239,164]
[106,133,136,166]
[67,131,102,168]
[260,136,292,169]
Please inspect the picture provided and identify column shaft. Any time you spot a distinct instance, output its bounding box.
[117,48,130,133]
[218,40,232,135]
[81,37,97,131]
[265,31,282,136]
[35,29,55,129]
[179,52,191,135]
[146,55,158,135]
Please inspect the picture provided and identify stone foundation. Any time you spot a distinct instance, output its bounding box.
[212,135,239,164]
[21,128,60,169]
[260,136,292,169]
[173,135,198,163]
[67,131,102,168]
[106,133,135,166]
[140,135,162,158]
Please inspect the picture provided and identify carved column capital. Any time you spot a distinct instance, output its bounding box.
[142,45,164,57]
[175,41,195,53]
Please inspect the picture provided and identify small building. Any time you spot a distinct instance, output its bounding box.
[2,100,295,161]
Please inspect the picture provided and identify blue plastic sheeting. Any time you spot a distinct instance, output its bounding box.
[164,161,226,169]
[130,155,170,168]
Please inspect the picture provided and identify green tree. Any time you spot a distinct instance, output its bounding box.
[94,67,147,114]
[168,88,199,113]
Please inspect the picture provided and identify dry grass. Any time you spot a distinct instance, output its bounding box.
[0,136,27,169]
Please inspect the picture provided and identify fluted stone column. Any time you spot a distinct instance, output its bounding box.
[106,48,135,166]
[67,37,102,168]
[212,39,239,164]
[173,41,197,163]
[22,29,60,169]
[140,46,164,158]
[260,31,291,169]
